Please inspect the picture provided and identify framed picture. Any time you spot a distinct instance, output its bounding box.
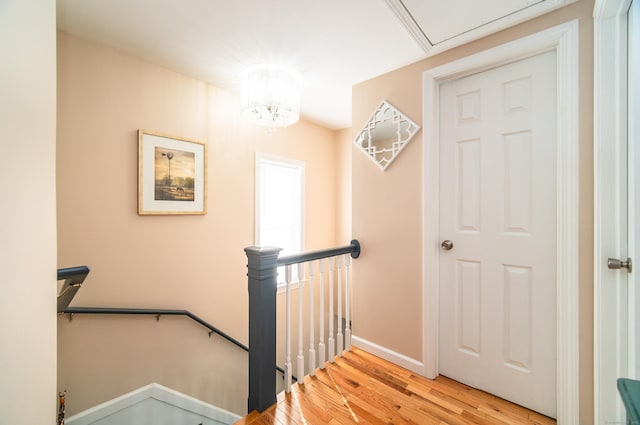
[138,130,207,215]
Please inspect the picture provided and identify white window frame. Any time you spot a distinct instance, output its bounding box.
[255,152,305,289]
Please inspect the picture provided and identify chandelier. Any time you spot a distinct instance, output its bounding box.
[241,65,301,129]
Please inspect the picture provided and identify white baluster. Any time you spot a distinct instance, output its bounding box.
[285,265,292,393]
[318,259,326,368]
[337,255,344,355]
[344,254,351,353]
[308,261,316,375]
[328,257,335,362]
[297,263,305,383]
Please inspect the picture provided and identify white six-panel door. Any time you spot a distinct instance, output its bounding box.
[628,0,639,382]
[594,0,639,421]
[438,51,557,417]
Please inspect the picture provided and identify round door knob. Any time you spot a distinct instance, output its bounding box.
[441,240,454,250]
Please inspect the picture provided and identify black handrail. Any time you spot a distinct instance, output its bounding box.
[64,307,288,381]
[63,306,288,377]
[277,239,360,266]
[64,307,247,351]
[57,266,91,313]
[58,266,91,280]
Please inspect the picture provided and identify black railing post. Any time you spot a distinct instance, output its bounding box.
[245,246,281,413]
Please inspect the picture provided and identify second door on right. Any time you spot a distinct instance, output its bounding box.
[438,50,557,418]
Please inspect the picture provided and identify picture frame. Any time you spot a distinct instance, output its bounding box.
[138,129,207,215]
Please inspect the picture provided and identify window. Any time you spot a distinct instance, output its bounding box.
[255,153,304,284]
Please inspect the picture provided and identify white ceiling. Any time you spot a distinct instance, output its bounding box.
[56,0,574,130]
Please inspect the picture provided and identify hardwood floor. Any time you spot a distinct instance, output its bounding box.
[234,347,556,425]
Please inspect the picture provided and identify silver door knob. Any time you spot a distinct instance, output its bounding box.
[441,240,454,250]
[607,257,632,273]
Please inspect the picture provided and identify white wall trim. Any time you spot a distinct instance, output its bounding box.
[593,0,632,423]
[352,335,425,375]
[422,20,580,424]
[66,383,241,425]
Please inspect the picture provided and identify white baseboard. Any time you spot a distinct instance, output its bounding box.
[352,335,426,376]
[66,383,241,425]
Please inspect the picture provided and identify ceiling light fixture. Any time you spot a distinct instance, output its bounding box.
[241,65,301,131]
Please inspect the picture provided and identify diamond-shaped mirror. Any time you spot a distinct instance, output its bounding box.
[353,100,420,171]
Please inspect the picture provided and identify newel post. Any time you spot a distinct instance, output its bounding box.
[245,246,281,413]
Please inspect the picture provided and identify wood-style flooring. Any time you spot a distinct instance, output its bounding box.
[234,347,556,425]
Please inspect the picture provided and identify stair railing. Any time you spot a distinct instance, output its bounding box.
[62,307,248,351]
[244,239,360,413]
[58,267,290,378]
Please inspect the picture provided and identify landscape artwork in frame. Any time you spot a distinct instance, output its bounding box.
[138,130,207,215]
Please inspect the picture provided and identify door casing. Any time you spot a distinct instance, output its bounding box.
[422,21,580,424]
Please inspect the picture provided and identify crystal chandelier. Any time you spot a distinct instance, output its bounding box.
[241,65,301,129]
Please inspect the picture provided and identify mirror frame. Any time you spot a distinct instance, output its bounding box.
[353,100,421,171]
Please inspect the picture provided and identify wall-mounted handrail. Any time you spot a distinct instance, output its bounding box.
[63,306,289,378]
[64,307,247,351]
[58,266,91,280]
[57,266,91,313]
[63,307,290,380]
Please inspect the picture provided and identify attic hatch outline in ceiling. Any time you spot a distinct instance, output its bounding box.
[384,0,433,51]
[385,0,571,53]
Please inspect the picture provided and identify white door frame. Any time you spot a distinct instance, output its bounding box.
[594,0,633,423]
[422,21,580,424]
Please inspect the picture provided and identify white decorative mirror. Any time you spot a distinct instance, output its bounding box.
[353,100,420,171]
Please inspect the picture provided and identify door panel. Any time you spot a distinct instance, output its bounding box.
[438,51,557,417]
[504,131,532,234]
[457,259,481,355]
[503,264,533,372]
[456,139,481,232]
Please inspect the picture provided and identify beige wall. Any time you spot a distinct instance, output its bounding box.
[351,1,594,423]
[56,32,342,416]
[336,128,353,242]
[0,0,58,422]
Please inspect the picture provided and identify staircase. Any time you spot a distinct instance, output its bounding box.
[65,383,240,425]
